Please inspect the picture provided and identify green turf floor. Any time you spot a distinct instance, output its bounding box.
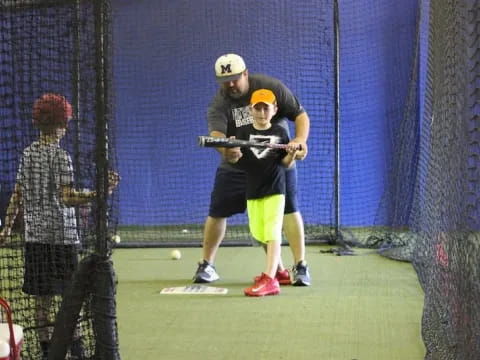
[113,245,426,360]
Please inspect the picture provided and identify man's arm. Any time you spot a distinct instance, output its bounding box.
[266,76,309,160]
[209,131,243,163]
[290,112,310,160]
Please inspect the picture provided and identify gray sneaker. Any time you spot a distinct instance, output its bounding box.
[192,260,220,283]
[292,261,311,286]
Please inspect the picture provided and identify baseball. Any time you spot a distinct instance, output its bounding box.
[170,249,181,260]
[112,235,121,244]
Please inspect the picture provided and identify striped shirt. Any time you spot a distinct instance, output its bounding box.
[16,141,79,245]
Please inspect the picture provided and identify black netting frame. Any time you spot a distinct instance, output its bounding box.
[0,1,120,359]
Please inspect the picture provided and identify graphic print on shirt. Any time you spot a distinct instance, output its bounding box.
[232,106,253,128]
[249,135,282,159]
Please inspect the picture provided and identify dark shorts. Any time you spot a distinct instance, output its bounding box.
[209,165,298,218]
[23,242,79,296]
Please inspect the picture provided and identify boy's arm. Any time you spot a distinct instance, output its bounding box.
[0,184,22,241]
[61,185,97,206]
[60,170,120,206]
[282,147,299,168]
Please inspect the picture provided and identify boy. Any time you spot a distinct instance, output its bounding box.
[0,93,119,359]
[228,89,299,296]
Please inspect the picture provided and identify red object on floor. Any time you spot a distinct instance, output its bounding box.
[0,298,23,360]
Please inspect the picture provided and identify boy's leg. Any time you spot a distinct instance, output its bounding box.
[35,295,52,359]
[251,195,283,278]
[260,243,286,272]
[255,243,290,285]
[265,240,281,279]
[245,196,283,296]
[71,325,85,360]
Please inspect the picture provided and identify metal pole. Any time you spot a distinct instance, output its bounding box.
[72,0,82,239]
[94,0,109,258]
[333,0,341,244]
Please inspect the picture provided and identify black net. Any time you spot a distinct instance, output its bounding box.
[350,0,480,358]
[3,0,478,358]
[417,0,480,357]
[0,0,119,359]
[111,0,337,247]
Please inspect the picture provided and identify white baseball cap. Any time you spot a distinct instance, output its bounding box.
[214,54,246,83]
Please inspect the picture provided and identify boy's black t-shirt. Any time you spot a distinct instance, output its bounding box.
[235,124,290,200]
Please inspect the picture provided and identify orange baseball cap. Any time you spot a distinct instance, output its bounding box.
[250,89,276,106]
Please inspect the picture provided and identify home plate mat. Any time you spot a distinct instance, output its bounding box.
[160,285,228,295]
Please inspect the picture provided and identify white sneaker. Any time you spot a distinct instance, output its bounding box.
[192,260,220,283]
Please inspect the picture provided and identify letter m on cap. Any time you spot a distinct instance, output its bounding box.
[220,64,232,74]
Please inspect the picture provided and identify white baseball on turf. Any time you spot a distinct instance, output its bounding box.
[170,249,181,260]
[182,229,189,233]
[112,235,121,244]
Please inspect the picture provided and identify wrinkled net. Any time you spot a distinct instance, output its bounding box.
[0,1,119,359]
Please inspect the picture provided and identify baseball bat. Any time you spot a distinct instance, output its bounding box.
[198,136,302,150]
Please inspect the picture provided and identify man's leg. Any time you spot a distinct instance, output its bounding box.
[202,216,226,263]
[284,166,310,286]
[283,211,310,286]
[194,167,246,283]
[192,216,225,283]
[283,211,305,264]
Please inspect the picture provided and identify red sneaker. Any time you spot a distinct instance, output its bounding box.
[254,269,291,285]
[245,273,280,297]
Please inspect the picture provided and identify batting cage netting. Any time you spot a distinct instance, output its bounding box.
[0,0,479,359]
[345,0,480,358]
[0,0,119,359]
[111,0,338,247]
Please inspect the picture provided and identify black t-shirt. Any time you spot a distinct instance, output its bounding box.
[235,124,290,200]
[207,74,304,169]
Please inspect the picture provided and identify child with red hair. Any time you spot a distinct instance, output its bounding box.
[0,93,118,359]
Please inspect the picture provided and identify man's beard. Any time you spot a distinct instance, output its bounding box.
[227,87,245,100]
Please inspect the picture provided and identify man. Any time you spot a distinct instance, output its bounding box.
[193,54,311,286]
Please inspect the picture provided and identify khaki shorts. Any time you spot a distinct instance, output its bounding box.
[247,194,285,244]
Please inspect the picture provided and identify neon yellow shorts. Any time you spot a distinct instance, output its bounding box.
[247,194,285,244]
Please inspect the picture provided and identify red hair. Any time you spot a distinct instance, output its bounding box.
[32,93,72,130]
